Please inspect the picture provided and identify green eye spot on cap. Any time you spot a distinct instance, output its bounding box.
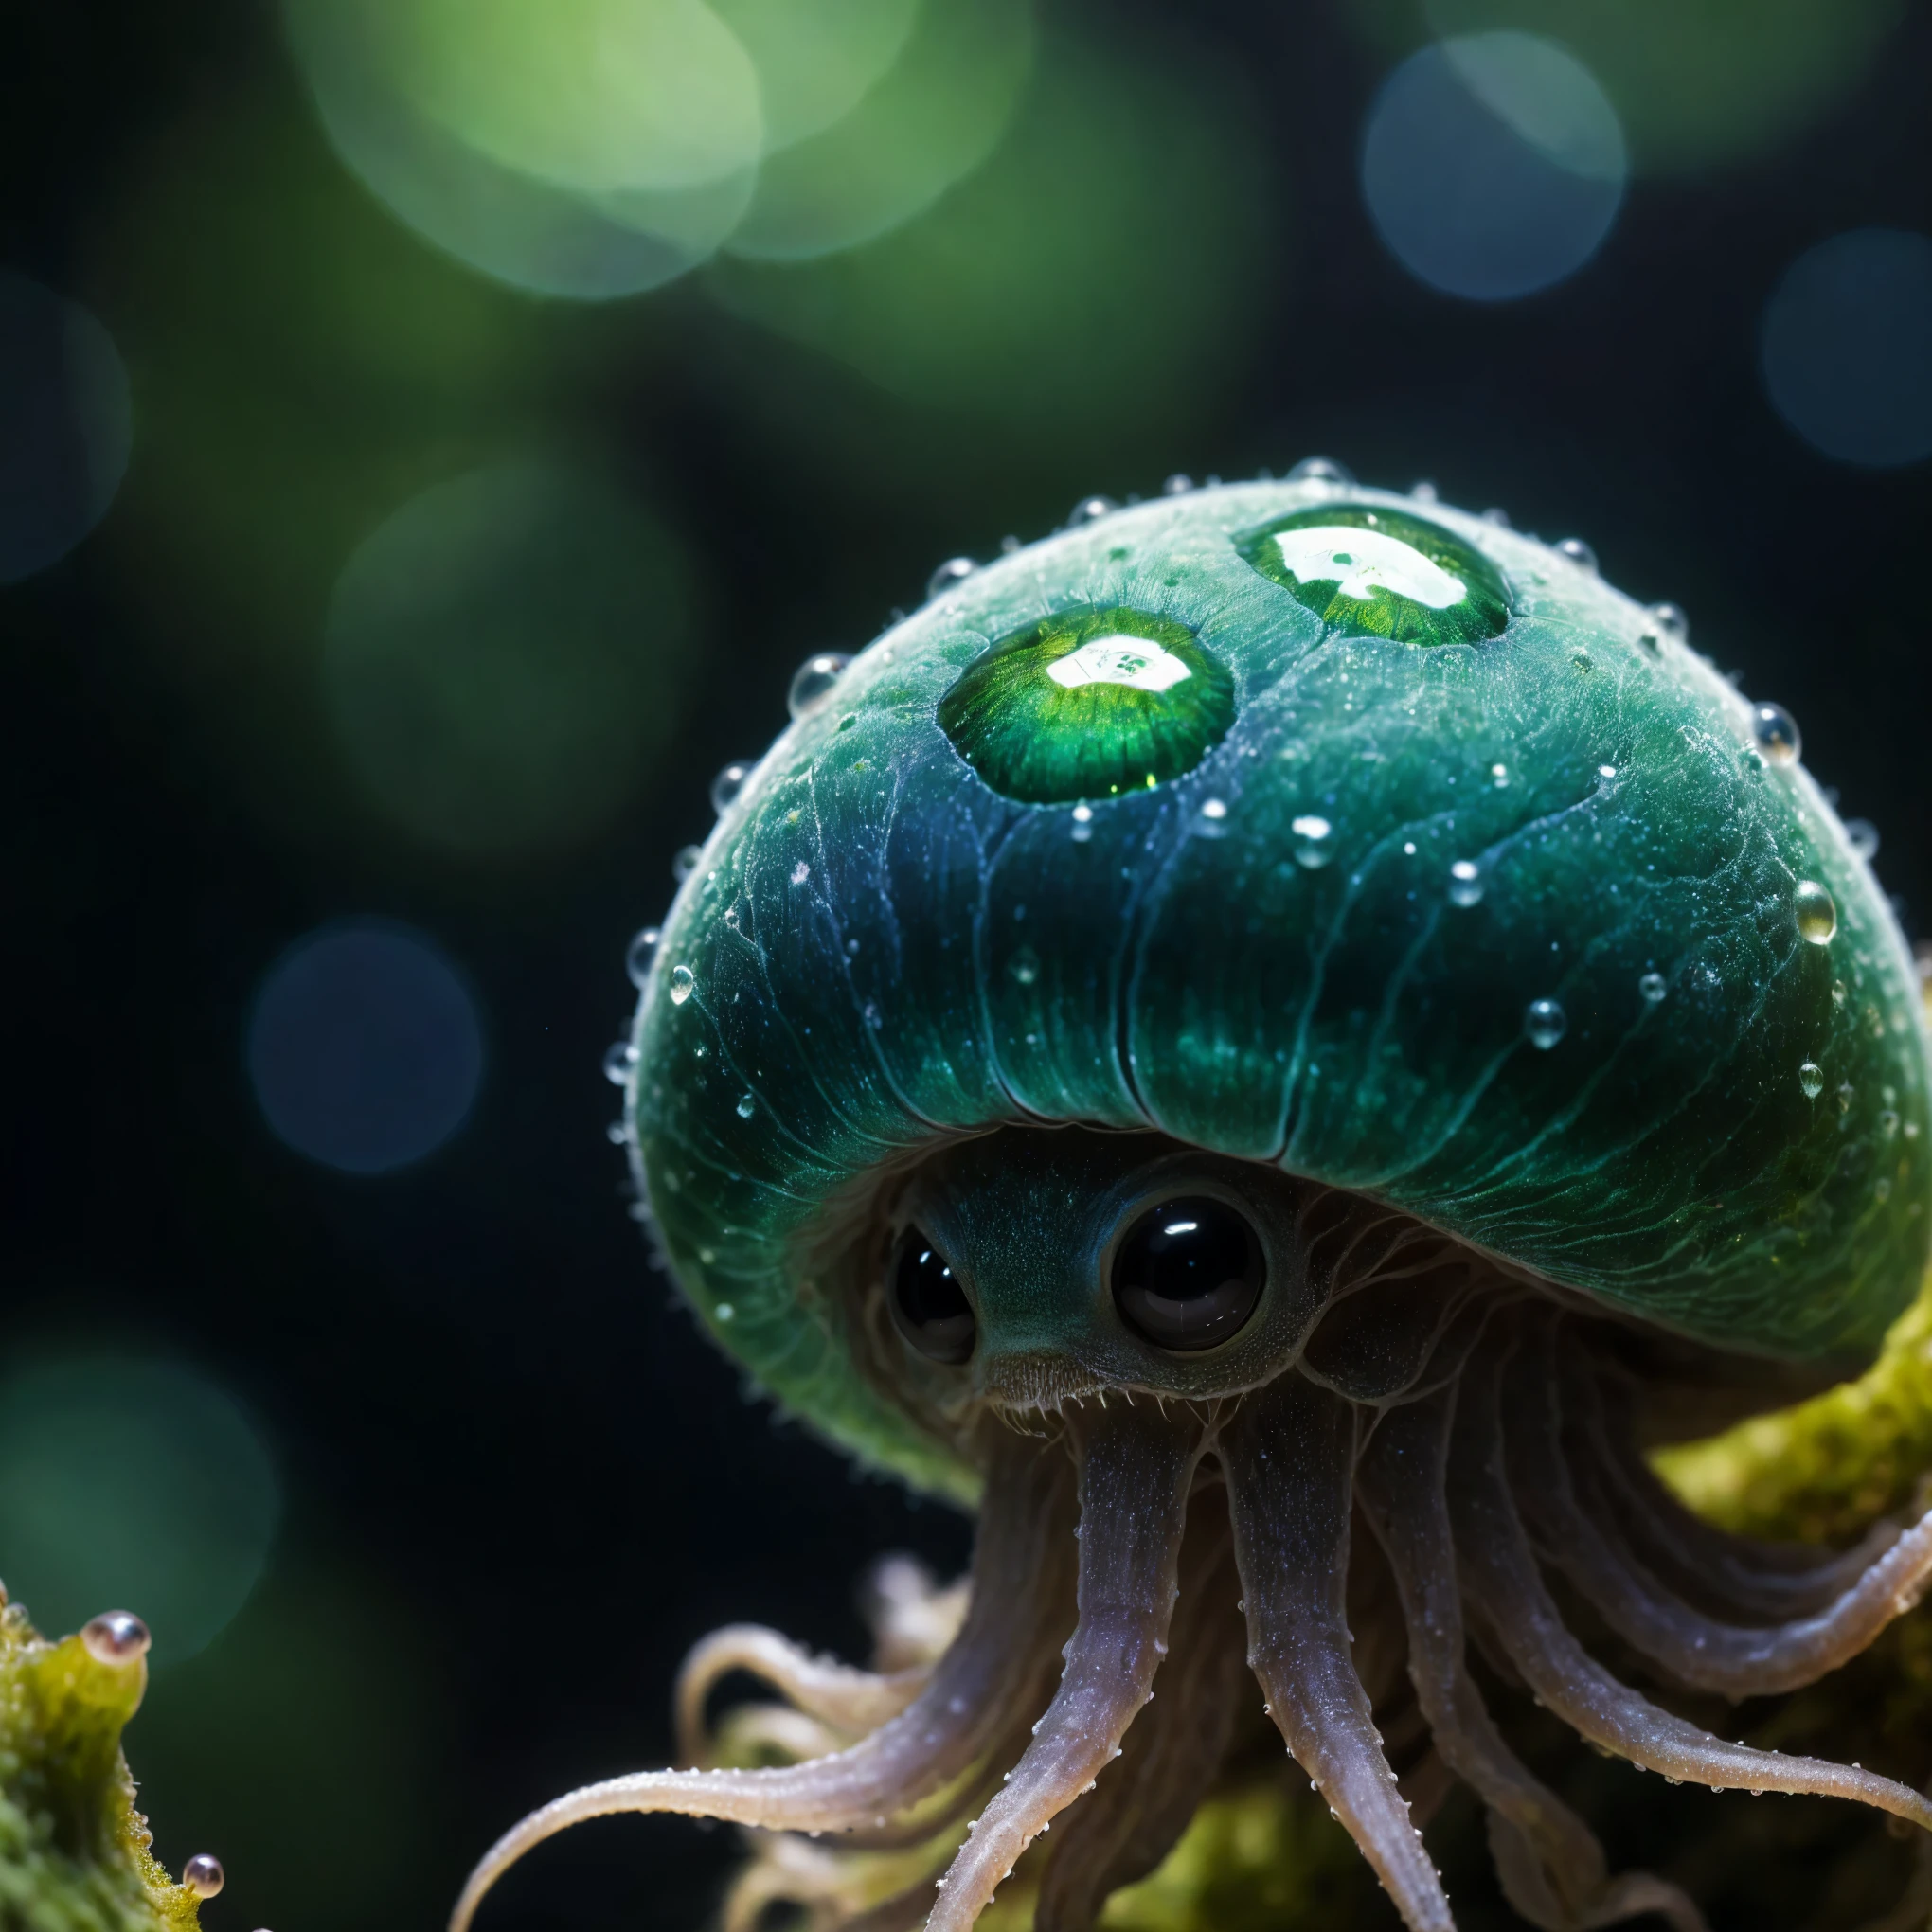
[1236,503,1510,645]
[939,605,1235,805]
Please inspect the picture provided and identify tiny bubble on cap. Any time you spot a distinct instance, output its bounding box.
[182,1853,224,1898]
[81,1611,151,1665]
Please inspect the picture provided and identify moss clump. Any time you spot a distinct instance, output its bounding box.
[0,1593,203,1932]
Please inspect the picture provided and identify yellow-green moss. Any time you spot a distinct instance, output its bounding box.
[0,1598,202,1932]
[1658,1271,1932,1546]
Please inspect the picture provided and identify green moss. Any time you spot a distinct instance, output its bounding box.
[1659,1271,1932,1541]
[0,1600,202,1932]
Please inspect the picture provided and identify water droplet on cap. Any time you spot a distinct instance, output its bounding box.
[1161,474,1194,495]
[183,1855,224,1899]
[1846,819,1881,862]
[1009,945,1041,987]
[672,844,702,885]
[1799,1062,1825,1100]
[1752,702,1801,766]
[1287,456,1354,486]
[1525,999,1566,1049]
[736,1094,756,1119]
[669,965,696,1006]
[1554,537,1598,573]
[601,1041,637,1085]
[927,556,976,599]
[1065,495,1118,527]
[81,1611,151,1665]
[1447,859,1483,907]
[1645,601,1689,644]
[788,652,851,720]
[624,926,661,988]
[1291,814,1333,868]
[709,761,754,816]
[1795,879,1837,944]
[1638,972,1667,1003]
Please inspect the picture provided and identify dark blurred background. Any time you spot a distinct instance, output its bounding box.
[3,1,1930,1928]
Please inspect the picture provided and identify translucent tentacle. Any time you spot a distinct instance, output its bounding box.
[922,1398,1208,1932]
[1358,1388,1706,1932]
[1510,1328,1932,1700]
[1033,1500,1250,1932]
[676,1625,927,1765]
[1222,1372,1454,1932]
[1572,1343,1898,1620]
[1450,1339,1932,1835]
[447,1428,1078,1932]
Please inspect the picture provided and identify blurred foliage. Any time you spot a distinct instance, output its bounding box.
[0,1601,203,1932]
[1342,0,1905,176]
[707,16,1275,484]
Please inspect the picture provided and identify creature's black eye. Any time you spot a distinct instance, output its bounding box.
[890,1229,975,1364]
[1112,1195,1265,1351]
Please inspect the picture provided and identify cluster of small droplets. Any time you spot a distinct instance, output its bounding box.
[181,1854,224,1900]
[1288,814,1333,868]
[927,555,976,599]
[709,760,754,815]
[80,1610,151,1665]
[1525,999,1567,1049]
[1794,880,1838,945]
[1751,702,1801,765]
[1446,859,1483,907]
[1553,536,1599,573]
[787,652,851,720]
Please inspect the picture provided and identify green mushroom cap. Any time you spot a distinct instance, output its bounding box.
[626,480,1932,1503]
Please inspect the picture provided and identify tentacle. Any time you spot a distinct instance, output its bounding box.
[676,1625,927,1765]
[1221,1372,1454,1932]
[1510,1325,1932,1700]
[1450,1335,1932,1835]
[1570,1340,1899,1620]
[1358,1388,1706,1932]
[1033,1495,1251,1932]
[447,1427,1078,1932]
[921,1397,1208,1932]
[860,1555,972,1673]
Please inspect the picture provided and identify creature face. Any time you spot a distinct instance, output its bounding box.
[452,475,1932,1932]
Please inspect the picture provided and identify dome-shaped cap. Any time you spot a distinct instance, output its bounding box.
[628,482,1931,1500]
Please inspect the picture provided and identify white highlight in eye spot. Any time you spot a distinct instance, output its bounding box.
[1273,527,1467,608]
[1047,635,1193,691]
[1162,1220,1199,1237]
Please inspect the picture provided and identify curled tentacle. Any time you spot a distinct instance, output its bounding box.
[1032,1494,1251,1932]
[1567,1337,1903,1623]
[1450,1334,1932,1835]
[1358,1386,1706,1932]
[447,1428,1078,1932]
[1222,1371,1454,1932]
[1510,1323,1932,1700]
[921,1398,1208,1932]
[676,1625,927,1765]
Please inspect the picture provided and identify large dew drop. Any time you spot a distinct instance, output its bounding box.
[1799,1062,1826,1100]
[1525,998,1566,1049]
[1795,880,1837,945]
[669,964,696,1006]
[788,652,851,719]
[1752,702,1801,765]
[710,760,754,814]
[625,925,661,987]
[1291,814,1334,869]
[1447,858,1483,907]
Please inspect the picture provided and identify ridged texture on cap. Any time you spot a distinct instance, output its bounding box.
[628,482,1931,1500]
